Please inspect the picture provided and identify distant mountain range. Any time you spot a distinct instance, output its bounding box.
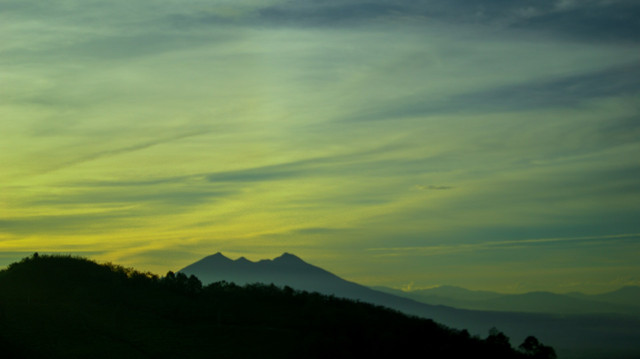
[180,252,640,359]
[372,285,640,316]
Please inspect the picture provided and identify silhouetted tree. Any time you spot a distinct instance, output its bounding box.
[486,326,513,358]
[519,336,557,359]
[487,327,510,347]
[186,274,202,294]
[165,271,175,280]
[283,285,295,296]
[175,272,188,285]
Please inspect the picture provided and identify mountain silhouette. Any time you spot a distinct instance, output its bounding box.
[583,286,640,308]
[180,252,372,296]
[180,252,640,359]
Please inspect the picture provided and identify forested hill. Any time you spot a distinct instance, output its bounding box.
[0,254,554,359]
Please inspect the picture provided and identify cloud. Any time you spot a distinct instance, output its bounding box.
[203,145,406,184]
[343,62,640,123]
[0,211,133,236]
[290,227,353,236]
[415,185,454,191]
[599,117,640,145]
[513,0,640,42]
[257,2,404,26]
[205,161,307,183]
[6,0,639,45]
[445,62,640,111]
[38,130,213,175]
[30,187,234,208]
[255,0,542,26]
[253,0,640,42]
[366,233,640,256]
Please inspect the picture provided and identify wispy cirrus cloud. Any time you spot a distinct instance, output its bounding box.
[0,211,134,236]
[255,0,640,43]
[367,233,640,256]
[35,130,215,176]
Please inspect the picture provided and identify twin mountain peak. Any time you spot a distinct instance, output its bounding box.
[179,252,343,292]
[199,252,304,265]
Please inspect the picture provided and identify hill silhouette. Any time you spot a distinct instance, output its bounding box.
[0,254,551,359]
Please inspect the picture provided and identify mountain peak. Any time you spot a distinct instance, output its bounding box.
[273,252,304,263]
[235,256,252,263]
[205,252,232,262]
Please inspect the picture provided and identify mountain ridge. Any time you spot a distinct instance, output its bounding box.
[179,252,345,294]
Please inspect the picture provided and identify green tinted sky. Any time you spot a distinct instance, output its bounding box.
[2,0,639,293]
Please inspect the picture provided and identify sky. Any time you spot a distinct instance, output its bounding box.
[1,0,639,294]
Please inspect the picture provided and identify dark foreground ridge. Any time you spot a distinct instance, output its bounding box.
[0,254,555,359]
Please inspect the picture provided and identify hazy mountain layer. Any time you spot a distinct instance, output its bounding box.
[374,285,640,316]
